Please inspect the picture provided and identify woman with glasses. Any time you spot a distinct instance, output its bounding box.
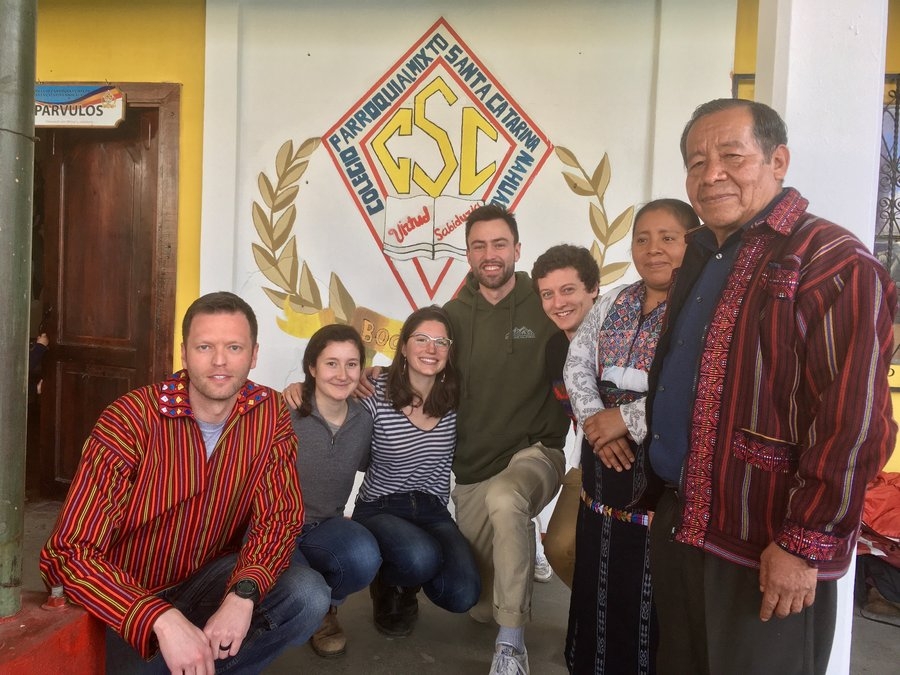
[351,305,480,638]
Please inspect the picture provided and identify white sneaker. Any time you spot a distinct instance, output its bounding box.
[533,552,553,583]
[489,643,529,675]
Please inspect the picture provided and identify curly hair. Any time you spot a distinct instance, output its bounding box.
[530,244,599,295]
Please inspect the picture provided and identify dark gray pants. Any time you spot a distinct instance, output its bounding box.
[650,488,837,675]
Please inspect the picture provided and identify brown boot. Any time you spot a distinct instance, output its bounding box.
[310,605,346,657]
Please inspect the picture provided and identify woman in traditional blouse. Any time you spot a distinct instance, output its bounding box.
[562,198,698,675]
[352,305,480,638]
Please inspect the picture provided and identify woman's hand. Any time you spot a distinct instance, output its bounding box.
[583,408,628,449]
[593,437,635,472]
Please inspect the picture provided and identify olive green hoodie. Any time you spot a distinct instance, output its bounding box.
[444,271,568,484]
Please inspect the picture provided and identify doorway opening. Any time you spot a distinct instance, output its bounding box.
[28,82,180,497]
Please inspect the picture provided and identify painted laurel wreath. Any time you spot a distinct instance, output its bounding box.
[251,137,357,323]
[554,147,633,286]
[251,139,631,318]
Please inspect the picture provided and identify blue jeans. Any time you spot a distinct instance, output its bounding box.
[294,516,381,604]
[105,552,331,674]
[353,491,481,613]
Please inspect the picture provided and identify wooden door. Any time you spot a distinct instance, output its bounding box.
[35,84,179,495]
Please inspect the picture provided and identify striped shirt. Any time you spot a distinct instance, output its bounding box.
[40,371,303,658]
[357,374,456,504]
[647,189,897,577]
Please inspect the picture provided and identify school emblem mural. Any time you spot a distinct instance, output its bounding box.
[324,18,552,308]
[252,17,632,359]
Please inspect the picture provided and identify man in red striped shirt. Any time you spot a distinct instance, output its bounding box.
[41,292,330,674]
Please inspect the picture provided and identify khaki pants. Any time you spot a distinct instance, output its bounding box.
[452,443,564,627]
[543,466,581,588]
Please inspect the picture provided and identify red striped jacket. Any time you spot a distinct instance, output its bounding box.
[649,189,897,577]
[40,371,302,657]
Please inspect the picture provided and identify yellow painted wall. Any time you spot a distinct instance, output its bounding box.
[889,0,900,71]
[734,0,759,75]
[36,0,205,369]
[735,0,900,472]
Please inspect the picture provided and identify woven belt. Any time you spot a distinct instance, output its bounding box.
[580,488,649,527]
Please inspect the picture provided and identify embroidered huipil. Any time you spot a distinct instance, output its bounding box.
[648,189,897,577]
[565,282,660,443]
[566,281,665,507]
[40,371,303,657]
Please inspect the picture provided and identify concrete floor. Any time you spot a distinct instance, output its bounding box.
[19,499,899,674]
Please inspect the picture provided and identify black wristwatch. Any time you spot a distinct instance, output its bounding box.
[230,579,260,605]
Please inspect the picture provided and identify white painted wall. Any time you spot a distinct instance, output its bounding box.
[651,1,740,193]
[757,0,888,245]
[201,0,737,389]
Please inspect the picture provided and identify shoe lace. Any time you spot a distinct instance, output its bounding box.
[492,645,526,675]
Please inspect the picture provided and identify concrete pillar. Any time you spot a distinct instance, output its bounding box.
[755,2,889,673]
[0,0,37,619]
[756,0,888,243]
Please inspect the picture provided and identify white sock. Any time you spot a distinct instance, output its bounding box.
[534,517,545,559]
[497,626,525,653]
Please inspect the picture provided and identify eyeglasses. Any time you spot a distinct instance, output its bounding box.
[410,333,453,350]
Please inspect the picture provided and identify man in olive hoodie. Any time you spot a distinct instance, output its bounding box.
[445,203,568,675]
